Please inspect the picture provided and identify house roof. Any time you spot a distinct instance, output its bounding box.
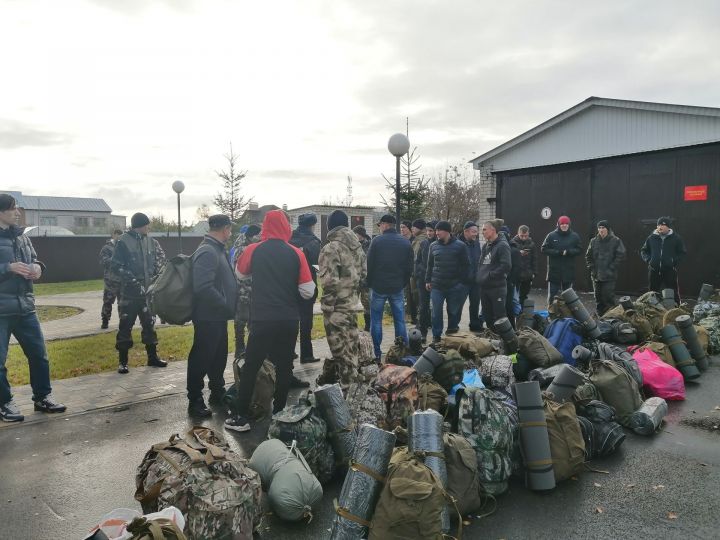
[1,190,112,212]
[287,204,375,212]
[470,97,720,172]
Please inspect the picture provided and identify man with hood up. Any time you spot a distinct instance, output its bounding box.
[540,215,582,305]
[585,220,626,315]
[225,210,315,433]
[317,210,366,387]
[640,216,686,304]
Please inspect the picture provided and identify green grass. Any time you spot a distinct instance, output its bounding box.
[34,279,104,296]
[36,305,83,322]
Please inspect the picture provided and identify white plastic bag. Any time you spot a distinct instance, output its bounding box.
[84,506,185,540]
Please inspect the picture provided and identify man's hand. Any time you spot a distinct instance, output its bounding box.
[29,263,42,280]
[425,283,432,291]
[562,250,568,256]
[9,262,33,278]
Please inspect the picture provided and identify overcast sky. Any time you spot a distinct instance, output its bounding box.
[1,0,719,222]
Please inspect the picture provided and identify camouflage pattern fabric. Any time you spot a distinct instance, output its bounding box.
[268,403,336,484]
[345,381,387,429]
[357,330,375,366]
[458,387,515,496]
[693,301,720,322]
[320,310,361,387]
[548,296,573,319]
[101,280,120,323]
[384,335,410,365]
[373,364,418,430]
[698,316,720,355]
[152,239,166,276]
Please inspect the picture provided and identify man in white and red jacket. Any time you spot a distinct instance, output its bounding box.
[225,210,315,433]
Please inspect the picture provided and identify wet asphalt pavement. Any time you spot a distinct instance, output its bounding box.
[1,364,719,540]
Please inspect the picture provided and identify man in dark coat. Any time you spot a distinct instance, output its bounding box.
[414,220,436,340]
[512,225,537,306]
[0,194,66,422]
[540,215,582,306]
[640,216,686,303]
[187,215,237,417]
[476,221,512,330]
[98,228,123,329]
[585,220,626,315]
[290,213,322,367]
[458,221,482,331]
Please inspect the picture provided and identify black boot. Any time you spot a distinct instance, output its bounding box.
[146,345,168,368]
[118,349,129,374]
[101,319,109,329]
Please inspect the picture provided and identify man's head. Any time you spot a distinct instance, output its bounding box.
[298,212,318,229]
[245,224,262,241]
[517,225,530,240]
[463,221,478,242]
[208,214,233,243]
[482,220,499,242]
[426,220,437,240]
[0,194,19,228]
[557,215,571,232]
[400,220,412,239]
[411,218,426,237]
[327,210,349,231]
[130,212,151,235]
[657,216,671,234]
[112,228,123,240]
[596,220,610,238]
[378,214,396,233]
[435,220,452,242]
[352,225,367,242]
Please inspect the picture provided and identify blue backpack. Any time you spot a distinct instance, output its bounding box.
[543,318,583,365]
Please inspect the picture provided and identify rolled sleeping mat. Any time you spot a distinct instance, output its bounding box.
[619,296,634,311]
[513,381,555,491]
[560,288,601,339]
[629,397,668,436]
[675,315,709,371]
[698,283,714,302]
[545,364,586,403]
[414,346,444,376]
[408,409,450,532]
[572,345,594,365]
[315,383,358,468]
[660,324,700,381]
[495,317,519,353]
[330,424,396,539]
[661,288,676,310]
[528,363,565,389]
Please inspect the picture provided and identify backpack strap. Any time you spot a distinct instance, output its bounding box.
[334,499,372,528]
[349,459,386,484]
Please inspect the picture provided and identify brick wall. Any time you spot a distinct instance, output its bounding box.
[477,167,496,224]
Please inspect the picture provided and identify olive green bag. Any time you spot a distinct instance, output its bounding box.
[517,327,563,367]
[127,517,187,540]
[440,332,495,360]
[417,373,448,413]
[544,397,586,483]
[432,350,465,391]
[443,433,486,517]
[588,359,643,427]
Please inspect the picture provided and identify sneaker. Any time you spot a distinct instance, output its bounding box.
[188,398,212,418]
[290,375,310,389]
[101,320,109,329]
[208,390,226,406]
[300,356,321,364]
[0,400,24,422]
[33,394,67,413]
[147,357,168,368]
[118,363,129,374]
[225,415,251,432]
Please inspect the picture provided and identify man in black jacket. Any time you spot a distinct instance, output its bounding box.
[640,217,686,303]
[426,221,470,343]
[414,220,436,340]
[512,225,537,305]
[367,214,414,359]
[586,220,626,315]
[540,215,582,306]
[186,215,237,417]
[0,194,66,422]
[290,213,322,366]
[477,221,512,330]
[459,221,483,331]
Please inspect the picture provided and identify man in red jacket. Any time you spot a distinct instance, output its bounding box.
[225,210,315,433]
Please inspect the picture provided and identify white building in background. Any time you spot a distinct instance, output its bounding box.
[286,204,376,242]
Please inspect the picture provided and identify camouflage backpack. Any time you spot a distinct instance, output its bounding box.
[385,336,411,365]
[458,387,515,496]
[432,349,465,391]
[625,310,654,342]
[373,365,418,430]
[345,381,387,430]
[417,373,448,413]
[697,316,720,355]
[268,398,336,484]
[135,427,262,540]
[358,330,375,365]
[224,359,276,421]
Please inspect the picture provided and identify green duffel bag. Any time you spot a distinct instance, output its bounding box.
[544,396,586,483]
[432,349,465,391]
[417,373,448,413]
[517,327,564,368]
[588,359,643,427]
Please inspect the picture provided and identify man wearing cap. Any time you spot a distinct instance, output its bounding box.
[99,228,124,329]
[540,215,582,306]
[367,214,414,359]
[112,212,168,374]
[426,220,471,342]
[316,210,366,386]
[458,221,482,331]
[641,217,686,303]
[407,218,427,326]
[585,220,626,315]
[414,220,437,340]
[231,224,261,360]
[186,215,237,417]
[353,225,372,331]
[290,213,322,368]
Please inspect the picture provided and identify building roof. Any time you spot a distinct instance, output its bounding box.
[287,204,375,212]
[1,190,112,212]
[470,97,720,173]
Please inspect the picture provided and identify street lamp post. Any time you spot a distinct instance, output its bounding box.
[172,180,185,254]
[388,133,410,232]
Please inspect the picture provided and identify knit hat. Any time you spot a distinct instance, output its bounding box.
[596,220,610,229]
[657,216,672,227]
[557,216,571,226]
[412,218,426,230]
[298,212,318,227]
[245,224,261,238]
[131,212,150,229]
[463,220,478,230]
[378,214,396,225]
[426,220,438,230]
[327,210,349,230]
[435,220,452,233]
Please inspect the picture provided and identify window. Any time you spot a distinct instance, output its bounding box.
[74,217,90,227]
[40,216,57,226]
[93,217,107,227]
[351,216,365,228]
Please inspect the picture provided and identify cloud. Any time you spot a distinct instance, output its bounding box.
[0,120,71,149]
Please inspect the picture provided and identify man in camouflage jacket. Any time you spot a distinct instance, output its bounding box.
[317,210,366,387]
[231,224,261,360]
[98,228,123,329]
[585,220,626,315]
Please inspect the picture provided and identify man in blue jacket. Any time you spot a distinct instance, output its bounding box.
[640,217,686,303]
[367,214,414,360]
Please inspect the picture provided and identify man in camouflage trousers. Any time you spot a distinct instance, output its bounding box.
[353,225,372,331]
[317,210,366,388]
[231,224,261,360]
[99,228,123,329]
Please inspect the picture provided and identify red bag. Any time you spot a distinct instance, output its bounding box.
[628,346,685,401]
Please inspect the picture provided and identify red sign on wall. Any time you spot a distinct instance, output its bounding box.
[684,185,708,201]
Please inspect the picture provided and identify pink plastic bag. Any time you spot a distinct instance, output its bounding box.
[629,347,685,401]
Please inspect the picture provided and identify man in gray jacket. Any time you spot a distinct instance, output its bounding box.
[187,214,237,418]
[585,220,626,315]
[476,220,512,331]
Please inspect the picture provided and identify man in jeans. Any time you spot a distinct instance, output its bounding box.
[225,210,315,433]
[425,220,470,343]
[0,194,66,422]
[367,214,414,360]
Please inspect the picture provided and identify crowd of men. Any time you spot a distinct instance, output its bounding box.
[0,188,687,425]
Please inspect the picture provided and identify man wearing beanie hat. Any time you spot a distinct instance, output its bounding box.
[316,210,366,387]
[407,219,427,326]
[585,220,626,315]
[540,215,582,305]
[458,220,482,330]
[641,216,686,303]
[289,213,322,373]
[112,212,167,373]
[426,220,471,342]
[414,220,437,340]
[366,214,414,359]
